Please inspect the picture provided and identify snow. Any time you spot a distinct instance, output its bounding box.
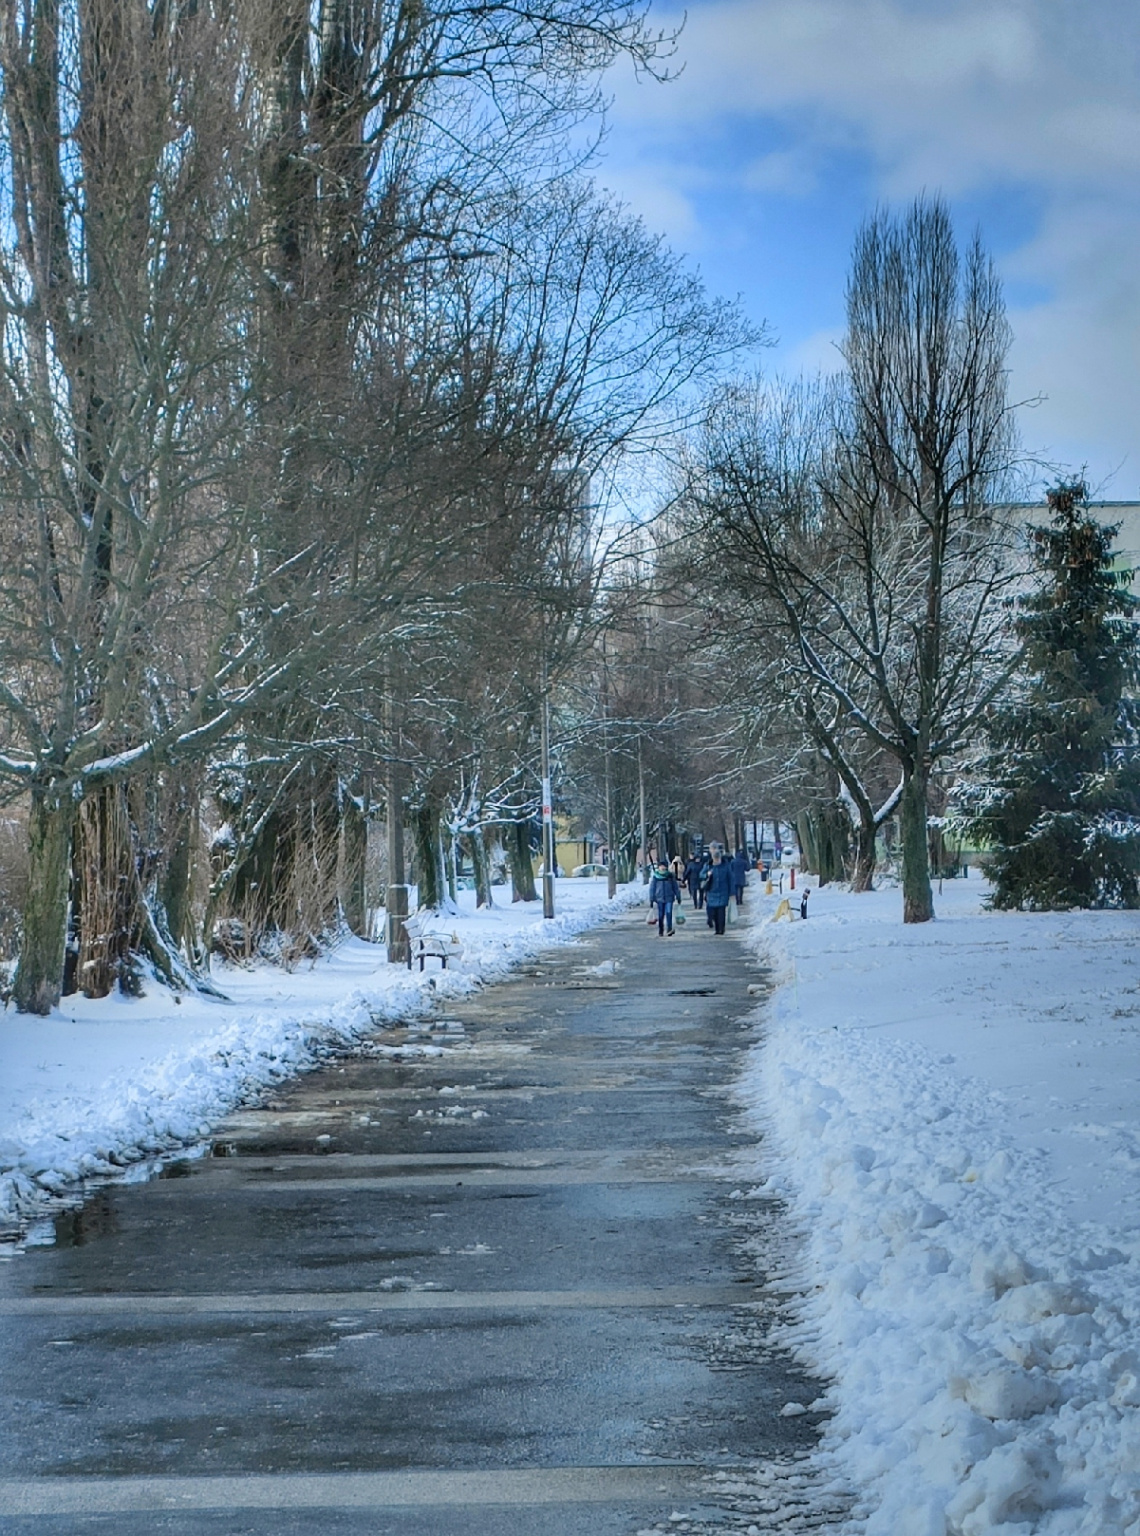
[0,879,644,1239]
[738,876,1140,1535]
[8,860,1140,1529]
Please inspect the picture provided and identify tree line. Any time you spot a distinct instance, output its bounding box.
[0,0,746,1012]
[674,198,1140,921]
[2,16,1134,1022]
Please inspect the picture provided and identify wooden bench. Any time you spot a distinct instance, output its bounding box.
[402,910,465,971]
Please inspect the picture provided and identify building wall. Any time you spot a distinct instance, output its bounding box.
[1007,502,1140,593]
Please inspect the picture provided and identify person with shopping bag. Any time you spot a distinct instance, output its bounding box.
[648,862,682,937]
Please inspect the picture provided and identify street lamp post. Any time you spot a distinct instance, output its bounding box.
[540,652,555,920]
[637,736,648,883]
[602,637,616,899]
[385,758,409,965]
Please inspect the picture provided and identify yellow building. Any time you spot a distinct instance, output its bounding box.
[552,817,606,875]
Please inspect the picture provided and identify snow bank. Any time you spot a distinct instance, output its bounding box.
[0,880,644,1236]
[738,878,1140,1535]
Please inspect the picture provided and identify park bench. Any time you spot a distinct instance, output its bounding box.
[402,909,465,972]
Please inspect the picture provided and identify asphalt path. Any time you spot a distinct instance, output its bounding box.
[0,901,836,1535]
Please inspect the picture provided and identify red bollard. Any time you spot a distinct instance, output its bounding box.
[790,866,795,890]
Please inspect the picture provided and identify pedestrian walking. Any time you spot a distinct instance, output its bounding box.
[730,848,749,906]
[703,847,733,935]
[670,853,685,886]
[648,862,681,937]
[800,887,810,920]
[694,851,711,909]
[683,854,703,907]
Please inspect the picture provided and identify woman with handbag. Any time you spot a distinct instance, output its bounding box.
[648,862,682,936]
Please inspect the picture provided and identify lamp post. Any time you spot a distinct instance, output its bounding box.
[637,736,648,883]
[602,634,616,899]
[385,719,409,965]
[540,651,555,920]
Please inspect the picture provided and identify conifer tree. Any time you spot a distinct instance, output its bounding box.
[969,483,1140,909]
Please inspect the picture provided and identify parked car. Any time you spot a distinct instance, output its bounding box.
[571,863,607,877]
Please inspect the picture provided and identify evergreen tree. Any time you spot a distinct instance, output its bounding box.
[968,483,1140,909]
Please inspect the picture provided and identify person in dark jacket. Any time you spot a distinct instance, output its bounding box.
[703,848,733,935]
[730,848,749,905]
[648,863,681,936]
[683,855,703,907]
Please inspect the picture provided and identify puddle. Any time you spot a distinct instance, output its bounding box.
[50,1189,119,1248]
[212,1136,343,1157]
[158,1160,194,1180]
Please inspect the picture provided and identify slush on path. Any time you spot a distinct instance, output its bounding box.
[0,906,833,1535]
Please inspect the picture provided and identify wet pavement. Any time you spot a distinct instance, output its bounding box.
[0,904,833,1534]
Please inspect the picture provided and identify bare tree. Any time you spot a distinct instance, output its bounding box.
[680,377,898,889]
[0,0,698,1009]
[0,0,278,1009]
[834,198,1020,919]
[690,199,1022,920]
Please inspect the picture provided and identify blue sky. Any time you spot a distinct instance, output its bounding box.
[596,0,1140,498]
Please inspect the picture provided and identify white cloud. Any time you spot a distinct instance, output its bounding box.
[1004,201,1140,495]
[599,0,1140,490]
[742,147,821,197]
[612,0,1140,196]
[774,325,845,377]
[595,166,700,245]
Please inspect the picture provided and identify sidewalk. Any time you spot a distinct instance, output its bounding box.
[737,878,1140,1535]
[0,881,644,1239]
[0,905,826,1534]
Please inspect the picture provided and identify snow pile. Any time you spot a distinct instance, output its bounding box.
[0,879,644,1233]
[739,879,1140,1535]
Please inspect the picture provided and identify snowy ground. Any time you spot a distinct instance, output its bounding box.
[9,863,1140,1532]
[738,876,1140,1535]
[0,879,643,1242]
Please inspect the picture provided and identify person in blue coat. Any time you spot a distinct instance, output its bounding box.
[703,847,733,934]
[648,863,681,936]
[730,848,749,905]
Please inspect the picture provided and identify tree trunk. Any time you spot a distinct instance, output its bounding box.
[506,818,537,902]
[850,809,876,893]
[823,811,841,884]
[15,787,74,1014]
[900,763,934,923]
[413,800,444,910]
[161,791,198,956]
[339,789,368,937]
[445,822,458,905]
[816,802,850,887]
[470,828,493,909]
[818,811,834,886]
[75,783,139,998]
[796,812,818,875]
